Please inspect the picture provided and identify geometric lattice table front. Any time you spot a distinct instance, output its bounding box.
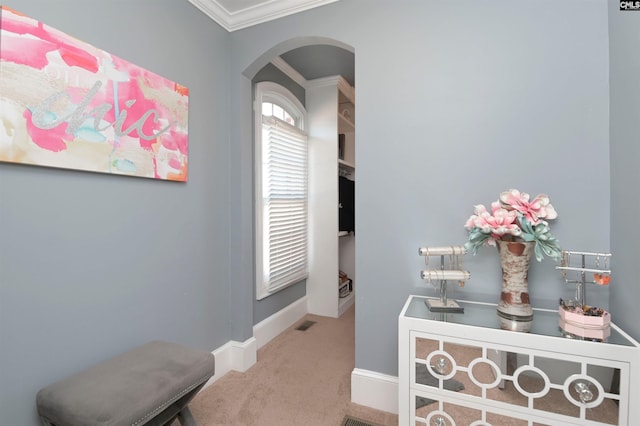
[399,296,640,426]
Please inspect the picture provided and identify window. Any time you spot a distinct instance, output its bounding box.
[255,82,308,300]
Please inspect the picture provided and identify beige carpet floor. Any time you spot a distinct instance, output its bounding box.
[180,305,398,426]
[178,304,621,425]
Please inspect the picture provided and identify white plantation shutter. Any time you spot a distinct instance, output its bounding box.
[255,82,308,300]
[260,116,308,294]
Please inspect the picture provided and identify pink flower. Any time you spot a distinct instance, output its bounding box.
[499,189,558,225]
[464,203,521,244]
[464,188,561,260]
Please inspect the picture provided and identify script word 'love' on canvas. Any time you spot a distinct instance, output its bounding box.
[0,6,189,181]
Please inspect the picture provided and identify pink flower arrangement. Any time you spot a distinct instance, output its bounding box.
[464,189,561,261]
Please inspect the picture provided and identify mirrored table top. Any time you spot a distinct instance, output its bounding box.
[403,296,637,347]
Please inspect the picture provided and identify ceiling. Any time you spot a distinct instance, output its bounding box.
[188,0,355,88]
[187,0,340,32]
[280,45,354,88]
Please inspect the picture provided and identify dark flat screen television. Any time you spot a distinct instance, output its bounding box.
[339,176,354,233]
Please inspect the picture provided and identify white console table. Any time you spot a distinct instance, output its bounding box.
[398,295,640,426]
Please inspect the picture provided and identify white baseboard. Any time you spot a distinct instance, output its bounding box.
[351,368,399,414]
[206,337,257,386]
[203,296,309,389]
[201,300,400,418]
[253,296,309,349]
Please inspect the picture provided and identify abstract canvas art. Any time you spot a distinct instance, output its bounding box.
[0,6,189,181]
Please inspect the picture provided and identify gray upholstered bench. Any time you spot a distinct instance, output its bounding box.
[36,340,215,426]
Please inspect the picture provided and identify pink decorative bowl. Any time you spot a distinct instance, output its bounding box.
[559,306,611,328]
[559,318,611,340]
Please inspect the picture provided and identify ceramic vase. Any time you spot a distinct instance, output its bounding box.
[496,240,535,332]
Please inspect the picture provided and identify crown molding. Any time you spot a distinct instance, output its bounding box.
[306,75,354,101]
[188,0,340,32]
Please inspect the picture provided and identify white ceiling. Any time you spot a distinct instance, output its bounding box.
[187,0,340,32]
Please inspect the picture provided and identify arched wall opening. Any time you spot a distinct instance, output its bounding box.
[243,36,354,82]
[244,36,356,325]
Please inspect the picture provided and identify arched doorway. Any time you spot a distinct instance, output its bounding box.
[247,38,356,322]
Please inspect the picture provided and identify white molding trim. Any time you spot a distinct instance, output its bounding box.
[306,75,342,89]
[271,57,308,88]
[187,0,231,31]
[351,368,399,415]
[202,297,309,389]
[253,296,309,349]
[306,75,354,103]
[187,0,340,32]
[208,337,257,385]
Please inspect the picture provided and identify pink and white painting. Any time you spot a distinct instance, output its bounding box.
[0,6,189,181]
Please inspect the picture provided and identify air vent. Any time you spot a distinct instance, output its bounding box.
[340,416,383,426]
[295,320,316,331]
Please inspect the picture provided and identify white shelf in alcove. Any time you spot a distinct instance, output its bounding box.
[338,111,355,132]
[338,289,355,316]
[338,159,355,170]
[338,231,350,237]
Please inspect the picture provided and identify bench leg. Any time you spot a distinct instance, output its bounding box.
[177,407,197,426]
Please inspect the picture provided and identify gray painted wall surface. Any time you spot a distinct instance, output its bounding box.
[608,0,640,342]
[253,62,306,105]
[0,1,230,425]
[0,1,633,425]
[228,0,611,376]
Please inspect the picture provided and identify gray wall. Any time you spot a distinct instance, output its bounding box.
[228,0,612,376]
[0,1,634,425]
[609,0,640,342]
[0,1,231,425]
